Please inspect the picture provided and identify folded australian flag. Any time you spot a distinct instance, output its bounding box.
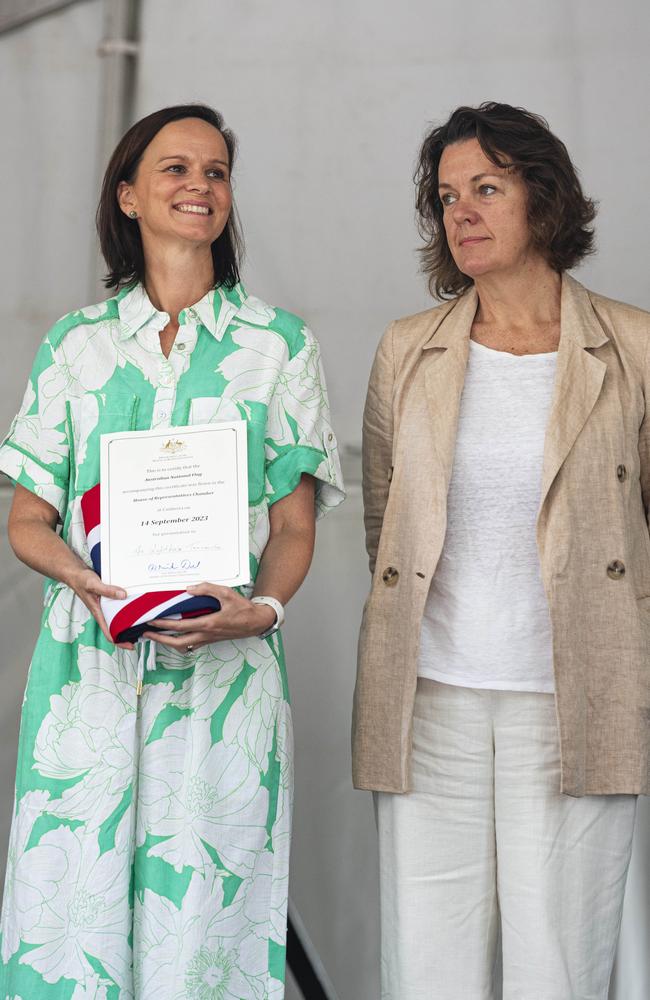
[81,483,220,643]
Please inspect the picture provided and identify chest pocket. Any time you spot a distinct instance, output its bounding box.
[68,394,139,494]
[188,397,267,506]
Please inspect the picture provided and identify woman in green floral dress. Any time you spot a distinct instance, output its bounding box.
[0,104,344,1000]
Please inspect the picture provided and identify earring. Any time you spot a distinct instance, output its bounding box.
[128,210,138,219]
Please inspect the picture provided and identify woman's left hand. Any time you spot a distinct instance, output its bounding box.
[143,475,317,653]
[141,581,276,652]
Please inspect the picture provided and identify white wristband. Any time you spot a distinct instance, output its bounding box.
[251,596,285,638]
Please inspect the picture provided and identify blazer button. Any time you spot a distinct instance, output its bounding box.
[607,560,626,580]
[382,566,399,586]
[617,464,627,482]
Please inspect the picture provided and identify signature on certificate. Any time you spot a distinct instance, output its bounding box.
[147,559,202,573]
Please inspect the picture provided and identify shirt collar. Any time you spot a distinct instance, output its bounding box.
[116,281,248,342]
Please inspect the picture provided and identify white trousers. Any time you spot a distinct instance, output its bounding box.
[376,679,638,1000]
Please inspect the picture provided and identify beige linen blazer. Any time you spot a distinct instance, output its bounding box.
[353,273,650,796]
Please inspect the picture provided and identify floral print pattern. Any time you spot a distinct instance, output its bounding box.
[0,281,344,998]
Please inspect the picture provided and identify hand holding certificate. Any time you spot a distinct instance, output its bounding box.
[100,422,250,594]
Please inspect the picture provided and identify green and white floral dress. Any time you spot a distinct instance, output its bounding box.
[0,281,344,1000]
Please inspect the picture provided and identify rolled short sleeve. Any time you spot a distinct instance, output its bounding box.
[264,326,345,518]
[0,336,70,520]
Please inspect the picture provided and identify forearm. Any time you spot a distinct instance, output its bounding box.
[9,507,86,589]
[8,486,130,645]
[253,521,315,605]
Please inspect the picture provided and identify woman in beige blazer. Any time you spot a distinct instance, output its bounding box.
[354,102,650,999]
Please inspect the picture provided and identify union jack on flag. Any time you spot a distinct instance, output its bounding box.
[81,483,220,643]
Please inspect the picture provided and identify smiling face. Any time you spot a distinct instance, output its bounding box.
[438,137,541,282]
[117,117,232,253]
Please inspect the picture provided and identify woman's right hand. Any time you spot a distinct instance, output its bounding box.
[8,485,134,649]
[67,565,134,649]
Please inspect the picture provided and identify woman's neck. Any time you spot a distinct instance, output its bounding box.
[143,243,215,325]
[474,260,561,329]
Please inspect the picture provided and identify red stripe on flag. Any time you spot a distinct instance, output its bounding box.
[110,590,183,639]
[81,483,101,533]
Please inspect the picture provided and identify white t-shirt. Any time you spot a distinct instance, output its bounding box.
[417,339,558,693]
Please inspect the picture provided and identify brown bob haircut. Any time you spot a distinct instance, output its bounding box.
[97,103,243,290]
[415,102,596,299]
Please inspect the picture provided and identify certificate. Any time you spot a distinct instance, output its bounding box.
[100,422,249,593]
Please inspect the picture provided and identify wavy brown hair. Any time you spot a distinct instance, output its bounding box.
[97,103,244,290]
[415,102,596,299]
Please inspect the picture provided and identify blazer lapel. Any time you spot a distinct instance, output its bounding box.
[417,276,608,514]
[539,274,609,511]
[422,288,477,487]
